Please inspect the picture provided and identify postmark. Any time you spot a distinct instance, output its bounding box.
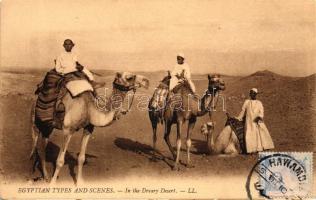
[246,152,313,199]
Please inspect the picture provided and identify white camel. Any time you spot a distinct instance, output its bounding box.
[201,121,241,155]
[30,72,149,185]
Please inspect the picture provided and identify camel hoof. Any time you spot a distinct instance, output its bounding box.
[41,176,50,183]
[172,165,180,171]
[49,180,56,187]
[186,164,195,168]
[76,180,85,187]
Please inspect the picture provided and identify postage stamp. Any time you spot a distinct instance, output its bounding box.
[256,152,313,198]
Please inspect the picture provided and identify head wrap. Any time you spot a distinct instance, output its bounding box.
[177,53,185,59]
[250,88,258,93]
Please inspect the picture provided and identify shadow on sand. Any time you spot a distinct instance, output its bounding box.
[31,141,97,183]
[190,139,210,155]
[167,138,210,155]
[114,137,175,169]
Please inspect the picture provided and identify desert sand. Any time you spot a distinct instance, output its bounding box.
[0,69,315,197]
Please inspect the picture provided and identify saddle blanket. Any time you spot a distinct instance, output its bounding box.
[150,87,168,109]
[66,79,93,97]
[225,116,246,154]
[35,69,93,134]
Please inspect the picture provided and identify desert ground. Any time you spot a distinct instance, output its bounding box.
[0,68,315,197]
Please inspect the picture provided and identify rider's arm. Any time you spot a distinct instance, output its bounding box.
[184,64,191,79]
[171,65,178,77]
[55,56,64,75]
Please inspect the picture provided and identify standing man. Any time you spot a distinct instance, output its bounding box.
[169,53,196,93]
[237,88,274,153]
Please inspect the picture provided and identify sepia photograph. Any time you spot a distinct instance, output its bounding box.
[0,0,315,199]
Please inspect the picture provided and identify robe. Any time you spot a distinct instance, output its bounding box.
[237,99,274,153]
[55,51,94,81]
[169,63,196,93]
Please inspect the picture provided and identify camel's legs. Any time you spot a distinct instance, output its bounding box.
[37,134,49,181]
[30,124,39,159]
[164,120,175,160]
[50,129,73,184]
[151,118,158,160]
[186,118,196,168]
[76,126,92,186]
[173,120,182,170]
[29,124,40,177]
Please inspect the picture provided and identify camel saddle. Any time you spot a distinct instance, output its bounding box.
[225,115,247,154]
[34,69,95,133]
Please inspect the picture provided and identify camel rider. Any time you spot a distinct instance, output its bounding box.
[34,39,103,129]
[169,53,196,93]
[55,39,95,83]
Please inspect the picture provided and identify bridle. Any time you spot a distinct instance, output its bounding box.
[113,81,135,92]
[112,80,137,117]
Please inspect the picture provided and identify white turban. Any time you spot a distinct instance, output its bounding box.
[177,53,185,58]
[250,88,258,93]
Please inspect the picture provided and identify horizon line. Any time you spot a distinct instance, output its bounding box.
[1,66,315,78]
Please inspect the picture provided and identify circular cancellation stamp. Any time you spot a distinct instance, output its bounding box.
[246,152,313,199]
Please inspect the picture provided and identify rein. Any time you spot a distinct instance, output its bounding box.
[112,81,137,118]
[121,88,136,115]
[205,87,220,120]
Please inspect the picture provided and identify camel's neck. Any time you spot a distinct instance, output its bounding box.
[172,85,216,117]
[208,131,215,153]
[197,92,214,117]
[107,87,128,112]
[87,86,129,127]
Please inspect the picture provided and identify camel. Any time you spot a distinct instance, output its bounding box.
[200,121,241,155]
[148,74,225,170]
[30,72,149,185]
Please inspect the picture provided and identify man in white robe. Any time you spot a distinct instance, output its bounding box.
[169,53,196,93]
[237,88,274,153]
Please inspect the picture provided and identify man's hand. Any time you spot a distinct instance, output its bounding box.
[254,116,263,123]
[76,61,84,71]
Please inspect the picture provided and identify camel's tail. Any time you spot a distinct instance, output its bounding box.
[30,102,39,160]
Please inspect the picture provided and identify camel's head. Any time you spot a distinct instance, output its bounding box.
[113,72,149,91]
[200,122,215,136]
[207,74,225,94]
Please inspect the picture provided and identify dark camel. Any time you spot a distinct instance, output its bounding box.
[148,74,225,170]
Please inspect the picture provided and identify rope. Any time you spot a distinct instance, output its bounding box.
[204,88,220,121]
[121,88,136,115]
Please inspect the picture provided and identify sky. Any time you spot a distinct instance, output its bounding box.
[1,0,315,76]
